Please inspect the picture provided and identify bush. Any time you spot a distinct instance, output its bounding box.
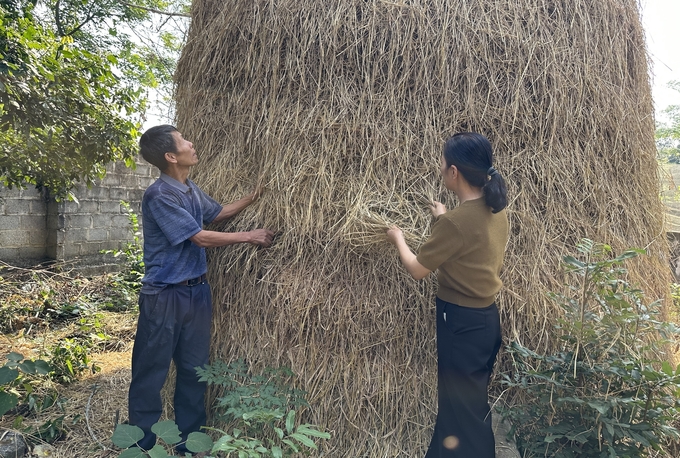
[111,360,330,457]
[501,239,680,458]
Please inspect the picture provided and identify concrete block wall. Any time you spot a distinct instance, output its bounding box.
[0,186,49,263]
[0,157,159,274]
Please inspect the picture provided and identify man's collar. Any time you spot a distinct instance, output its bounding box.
[160,173,192,193]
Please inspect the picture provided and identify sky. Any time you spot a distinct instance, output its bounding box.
[640,0,680,121]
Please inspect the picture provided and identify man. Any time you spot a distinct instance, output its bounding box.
[128,125,274,453]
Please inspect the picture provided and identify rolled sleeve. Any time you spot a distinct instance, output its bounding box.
[416,218,464,271]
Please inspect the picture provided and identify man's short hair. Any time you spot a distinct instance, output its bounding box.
[139,125,178,171]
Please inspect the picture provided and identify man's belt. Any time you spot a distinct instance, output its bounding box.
[178,274,207,286]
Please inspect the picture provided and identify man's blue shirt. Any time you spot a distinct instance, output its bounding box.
[140,173,222,294]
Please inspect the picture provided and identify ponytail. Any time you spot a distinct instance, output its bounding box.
[482,168,507,213]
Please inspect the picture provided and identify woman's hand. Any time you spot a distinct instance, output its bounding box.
[386,226,404,245]
[430,201,446,218]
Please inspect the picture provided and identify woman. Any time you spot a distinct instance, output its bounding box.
[386,132,509,458]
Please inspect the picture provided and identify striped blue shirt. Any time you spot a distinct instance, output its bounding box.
[140,174,222,294]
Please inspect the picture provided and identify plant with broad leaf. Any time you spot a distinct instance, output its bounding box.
[111,360,330,457]
[501,239,680,458]
[0,352,52,417]
[112,420,213,457]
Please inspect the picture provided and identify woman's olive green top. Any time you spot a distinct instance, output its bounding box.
[416,198,509,308]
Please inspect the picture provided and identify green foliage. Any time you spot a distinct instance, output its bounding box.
[111,361,330,457]
[501,239,680,457]
[102,201,145,299]
[196,359,309,423]
[0,0,189,197]
[198,359,330,457]
[0,352,52,417]
[112,420,213,457]
[657,81,680,164]
[48,337,99,384]
[0,2,142,197]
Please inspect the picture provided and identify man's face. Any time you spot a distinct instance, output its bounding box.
[168,131,198,167]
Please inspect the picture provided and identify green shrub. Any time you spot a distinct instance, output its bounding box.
[501,239,680,457]
[111,360,330,457]
[102,201,144,312]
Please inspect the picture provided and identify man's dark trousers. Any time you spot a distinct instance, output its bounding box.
[128,282,212,451]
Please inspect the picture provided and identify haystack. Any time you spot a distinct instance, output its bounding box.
[174,0,667,455]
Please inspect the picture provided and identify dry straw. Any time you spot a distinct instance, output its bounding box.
[174,0,668,455]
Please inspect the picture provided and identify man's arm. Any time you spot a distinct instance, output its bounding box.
[212,185,263,223]
[190,228,274,248]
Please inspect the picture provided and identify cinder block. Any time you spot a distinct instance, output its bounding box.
[60,200,80,214]
[112,215,133,229]
[0,215,22,230]
[92,214,114,228]
[65,215,92,229]
[29,200,48,215]
[87,228,109,241]
[63,228,89,242]
[0,230,30,247]
[99,201,124,214]
[110,187,128,200]
[82,186,110,199]
[0,247,22,261]
[30,229,48,246]
[81,200,100,214]
[18,245,47,258]
[62,243,82,257]
[4,199,31,215]
[102,174,123,187]
[19,187,43,200]
[20,215,47,231]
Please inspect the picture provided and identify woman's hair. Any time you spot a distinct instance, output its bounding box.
[139,124,179,171]
[443,132,507,213]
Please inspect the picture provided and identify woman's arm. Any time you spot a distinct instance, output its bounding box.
[386,226,432,280]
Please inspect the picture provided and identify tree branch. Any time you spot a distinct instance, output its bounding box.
[120,2,191,18]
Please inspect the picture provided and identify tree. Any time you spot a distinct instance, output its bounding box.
[0,0,189,198]
[656,81,680,163]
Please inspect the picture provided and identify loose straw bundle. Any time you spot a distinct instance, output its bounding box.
[174,0,667,455]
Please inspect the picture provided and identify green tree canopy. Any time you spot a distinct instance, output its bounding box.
[656,81,680,163]
[0,0,188,198]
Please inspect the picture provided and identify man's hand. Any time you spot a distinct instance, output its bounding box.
[386,226,404,245]
[430,201,446,218]
[249,229,275,247]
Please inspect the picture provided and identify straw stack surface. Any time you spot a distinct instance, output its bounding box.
[174,0,668,455]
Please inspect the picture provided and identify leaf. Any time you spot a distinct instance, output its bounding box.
[147,444,169,458]
[0,367,19,385]
[285,410,295,434]
[117,448,147,458]
[18,360,36,374]
[0,391,19,417]
[185,432,213,453]
[289,432,318,449]
[271,445,283,458]
[151,420,181,445]
[297,424,331,439]
[111,424,145,448]
[662,361,673,376]
[7,352,23,362]
[34,360,51,375]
